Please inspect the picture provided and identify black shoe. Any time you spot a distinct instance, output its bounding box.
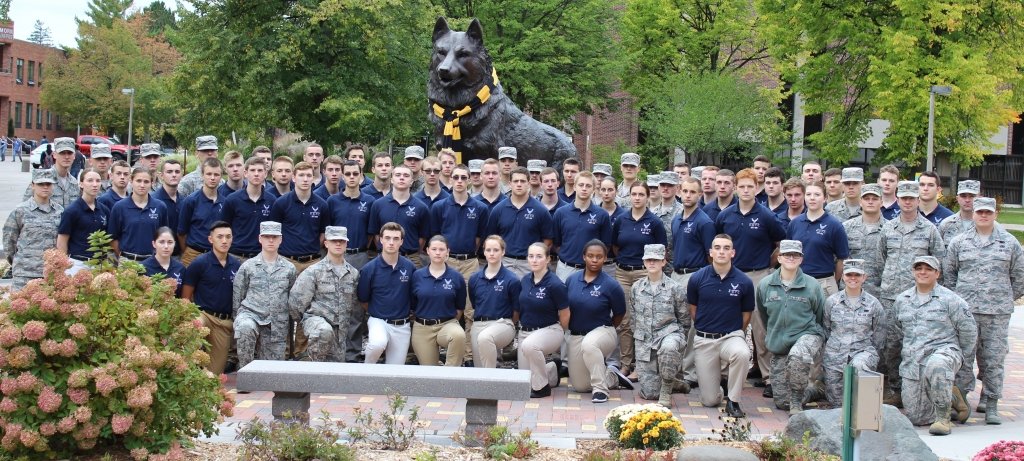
[558,363,569,379]
[685,379,699,389]
[609,365,634,390]
[224,361,239,374]
[752,379,766,388]
[720,378,729,400]
[725,399,746,418]
[592,392,609,403]
[747,367,762,380]
[763,384,773,399]
[463,360,474,367]
[530,385,551,398]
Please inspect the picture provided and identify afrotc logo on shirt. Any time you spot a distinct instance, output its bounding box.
[358,201,368,212]
[535,287,547,299]
[729,283,741,297]
[587,213,598,225]
[749,217,760,230]
[405,205,417,217]
[641,222,652,235]
[817,223,828,236]
[262,204,271,216]
[494,279,505,292]
[399,269,409,282]
[310,206,321,219]
[149,207,160,220]
[100,215,107,226]
[590,285,602,297]
[684,222,693,233]
[230,270,237,281]
[524,208,535,220]
[442,278,454,290]
[466,207,477,220]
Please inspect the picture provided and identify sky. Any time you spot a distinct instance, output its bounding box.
[9,1,149,48]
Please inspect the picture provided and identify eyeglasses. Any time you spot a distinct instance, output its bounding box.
[780,253,802,259]
[424,169,441,174]
[343,172,362,177]
[452,175,469,180]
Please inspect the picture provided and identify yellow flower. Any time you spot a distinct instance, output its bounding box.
[650,428,660,438]
[637,423,645,431]
[643,437,650,445]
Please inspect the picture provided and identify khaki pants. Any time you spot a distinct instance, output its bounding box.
[816,275,839,297]
[567,326,618,395]
[694,330,749,407]
[555,260,581,282]
[200,311,233,375]
[287,256,321,358]
[181,246,206,267]
[614,267,647,374]
[502,257,530,279]
[411,319,465,366]
[448,256,480,362]
[745,268,772,382]
[471,319,516,368]
[517,325,563,391]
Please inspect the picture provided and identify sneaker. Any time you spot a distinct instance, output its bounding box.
[592,392,609,403]
[530,385,551,398]
[608,365,634,390]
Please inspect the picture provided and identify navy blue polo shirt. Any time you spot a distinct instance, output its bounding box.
[565,270,626,334]
[552,202,613,265]
[97,189,126,212]
[786,212,850,278]
[776,207,805,231]
[702,196,738,221]
[327,192,376,251]
[217,183,243,200]
[362,175,373,188]
[151,187,180,238]
[267,183,293,199]
[516,271,569,329]
[360,183,388,200]
[543,197,568,216]
[686,265,755,333]
[430,195,489,255]
[312,183,336,201]
[141,256,185,297]
[411,265,466,319]
[484,196,553,258]
[220,188,276,255]
[107,196,169,255]
[268,192,329,257]
[612,210,668,266]
[715,203,786,271]
[767,200,787,215]
[415,188,451,209]
[671,208,716,270]
[557,187,575,204]
[367,193,431,255]
[473,192,506,211]
[469,266,521,319]
[882,202,900,221]
[357,255,416,320]
[182,252,240,315]
[921,205,953,227]
[177,190,224,251]
[755,190,768,206]
[58,198,110,258]
[313,175,326,191]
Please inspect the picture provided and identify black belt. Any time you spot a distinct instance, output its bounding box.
[507,254,527,260]
[674,267,702,275]
[203,310,232,321]
[415,317,454,326]
[559,259,584,269]
[739,267,770,272]
[346,247,367,254]
[475,316,508,322]
[230,251,258,259]
[70,254,90,262]
[617,263,644,271]
[384,318,409,326]
[121,251,151,261]
[450,253,475,261]
[695,330,728,339]
[187,245,209,253]
[811,273,835,279]
[569,329,593,336]
[401,250,419,257]
[287,254,320,263]
[520,324,554,332]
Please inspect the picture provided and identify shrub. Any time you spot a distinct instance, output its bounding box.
[237,410,355,461]
[752,432,839,461]
[457,424,539,459]
[0,239,231,459]
[346,392,421,450]
[603,404,685,451]
[710,408,752,442]
[973,440,1024,461]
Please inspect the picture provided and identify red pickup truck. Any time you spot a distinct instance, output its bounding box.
[76,135,140,162]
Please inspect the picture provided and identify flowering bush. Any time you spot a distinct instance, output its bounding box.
[603,404,685,451]
[0,237,232,460]
[973,440,1024,461]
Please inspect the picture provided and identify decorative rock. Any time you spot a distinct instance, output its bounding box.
[784,405,938,461]
[677,445,759,461]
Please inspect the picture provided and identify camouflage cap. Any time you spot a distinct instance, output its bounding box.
[957,180,980,195]
[841,167,864,183]
[54,137,76,154]
[912,255,940,270]
[642,244,666,260]
[860,183,882,197]
[592,163,612,176]
[779,239,803,255]
[325,226,350,241]
[404,145,425,160]
[620,152,641,166]
[497,146,518,160]
[646,174,660,187]
[468,159,484,173]
[691,166,705,179]
[974,196,996,212]
[141,143,162,157]
[896,180,920,198]
[32,168,56,184]
[843,259,866,275]
[90,143,112,158]
[259,221,282,236]
[196,135,218,151]
[659,171,679,185]
[527,159,547,172]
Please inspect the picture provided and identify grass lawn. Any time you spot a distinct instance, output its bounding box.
[1000,208,1024,226]
[1009,229,1024,245]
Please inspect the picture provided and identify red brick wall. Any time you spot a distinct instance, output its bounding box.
[0,38,75,143]
[571,90,639,168]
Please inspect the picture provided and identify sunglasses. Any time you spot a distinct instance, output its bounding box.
[343,172,362,177]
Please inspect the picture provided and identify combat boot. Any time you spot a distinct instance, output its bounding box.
[976,399,987,413]
[951,386,969,424]
[928,406,952,436]
[985,398,1001,425]
[659,380,674,407]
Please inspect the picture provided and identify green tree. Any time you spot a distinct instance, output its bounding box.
[27,20,53,46]
[435,0,621,127]
[77,0,132,28]
[0,0,9,22]
[141,1,177,34]
[757,0,1024,167]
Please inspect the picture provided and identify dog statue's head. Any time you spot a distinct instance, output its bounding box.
[430,17,493,99]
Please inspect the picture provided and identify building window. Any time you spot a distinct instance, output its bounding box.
[38,64,42,86]
[55,115,62,131]
[46,111,52,130]
[27,61,34,86]
[14,102,21,128]
[26,104,32,130]
[36,106,42,129]
[15,58,22,84]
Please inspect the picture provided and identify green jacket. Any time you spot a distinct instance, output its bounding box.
[756,267,825,355]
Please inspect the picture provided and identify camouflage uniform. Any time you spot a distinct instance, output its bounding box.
[177,169,203,198]
[288,258,359,362]
[842,216,885,298]
[825,199,861,221]
[2,198,63,289]
[943,225,1024,402]
[631,274,690,400]
[652,200,683,261]
[889,284,977,425]
[22,169,79,208]
[822,290,886,406]
[938,214,974,246]
[232,255,298,368]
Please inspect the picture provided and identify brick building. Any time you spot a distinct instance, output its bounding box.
[0,23,75,144]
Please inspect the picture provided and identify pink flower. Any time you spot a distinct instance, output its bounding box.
[74,405,92,423]
[111,413,134,434]
[219,399,235,417]
[54,286,78,303]
[90,272,118,292]
[68,323,87,339]
[191,350,210,366]
[43,248,72,276]
[67,387,89,405]
[18,429,39,447]
[29,291,47,305]
[0,397,17,413]
[37,385,62,413]
[117,369,139,387]
[113,289,130,300]
[0,326,22,346]
[8,298,29,314]
[38,298,58,313]
[40,339,61,356]
[38,422,56,436]
[95,374,118,396]
[71,303,91,317]
[59,339,78,357]
[6,346,35,368]
[0,378,16,395]
[72,270,93,287]
[20,321,46,341]
[127,386,153,409]
[137,309,159,327]
[67,369,89,388]
[131,448,149,461]
[57,416,76,433]
[15,372,38,392]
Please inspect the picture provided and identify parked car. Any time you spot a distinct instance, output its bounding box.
[76,135,140,163]
[30,143,51,169]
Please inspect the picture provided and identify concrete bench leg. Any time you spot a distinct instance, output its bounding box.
[464,398,498,445]
[272,392,310,422]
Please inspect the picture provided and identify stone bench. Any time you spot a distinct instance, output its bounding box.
[236,360,532,438]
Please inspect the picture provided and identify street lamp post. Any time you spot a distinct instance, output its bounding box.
[926,85,952,172]
[121,88,135,166]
